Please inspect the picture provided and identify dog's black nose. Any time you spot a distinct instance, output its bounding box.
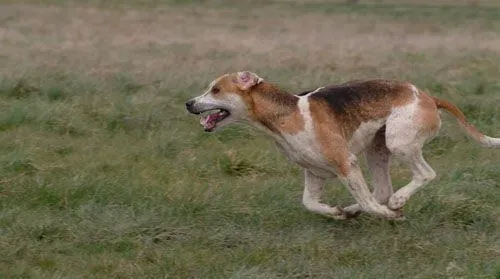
[185,100,195,110]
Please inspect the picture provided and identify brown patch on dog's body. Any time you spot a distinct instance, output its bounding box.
[309,80,415,139]
[246,82,304,135]
[308,99,351,175]
[415,91,441,135]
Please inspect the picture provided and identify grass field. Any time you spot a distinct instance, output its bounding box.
[0,0,499,278]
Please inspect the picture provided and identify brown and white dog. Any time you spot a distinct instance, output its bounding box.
[185,71,500,220]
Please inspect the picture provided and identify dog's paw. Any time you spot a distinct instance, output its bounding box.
[342,204,363,219]
[386,208,405,221]
[370,204,405,220]
[325,206,348,220]
[388,194,408,210]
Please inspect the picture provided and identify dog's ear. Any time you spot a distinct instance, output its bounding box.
[235,71,263,91]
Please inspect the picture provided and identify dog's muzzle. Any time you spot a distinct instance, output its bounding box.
[185,99,200,114]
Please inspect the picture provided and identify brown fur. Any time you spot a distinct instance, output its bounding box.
[308,99,351,176]
[245,82,304,135]
[309,80,415,139]
[431,96,483,141]
[417,92,441,135]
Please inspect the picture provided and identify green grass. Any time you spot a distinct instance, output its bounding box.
[0,1,499,278]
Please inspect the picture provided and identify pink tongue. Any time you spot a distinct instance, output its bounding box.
[200,113,220,130]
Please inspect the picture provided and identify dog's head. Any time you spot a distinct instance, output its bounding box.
[185,71,263,132]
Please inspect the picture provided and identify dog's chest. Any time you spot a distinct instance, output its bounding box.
[273,96,329,170]
[275,131,325,168]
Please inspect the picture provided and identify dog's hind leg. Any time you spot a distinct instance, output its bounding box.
[366,130,394,204]
[303,170,346,219]
[385,96,439,210]
[343,128,393,217]
[387,146,436,210]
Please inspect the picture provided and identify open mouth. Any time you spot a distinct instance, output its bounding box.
[199,109,230,132]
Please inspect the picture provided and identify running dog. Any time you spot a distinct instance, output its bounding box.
[185,71,499,220]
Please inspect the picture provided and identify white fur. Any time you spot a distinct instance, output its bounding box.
[385,99,420,150]
[481,135,500,148]
[410,84,419,96]
[348,119,386,154]
[303,170,345,219]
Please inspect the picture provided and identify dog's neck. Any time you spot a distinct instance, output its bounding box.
[247,82,301,135]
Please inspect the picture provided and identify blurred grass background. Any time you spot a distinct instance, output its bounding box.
[0,0,499,278]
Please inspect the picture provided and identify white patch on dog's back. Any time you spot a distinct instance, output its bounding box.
[295,87,323,143]
[298,92,314,137]
[409,84,419,97]
[275,87,332,176]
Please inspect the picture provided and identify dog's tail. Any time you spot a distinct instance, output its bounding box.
[432,96,500,148]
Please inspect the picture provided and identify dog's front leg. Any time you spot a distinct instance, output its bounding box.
[338,155,402,220]
[302,169,346,220]
[343,134,394,217]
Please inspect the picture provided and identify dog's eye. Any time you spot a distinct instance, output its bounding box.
[211,87,220,94]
